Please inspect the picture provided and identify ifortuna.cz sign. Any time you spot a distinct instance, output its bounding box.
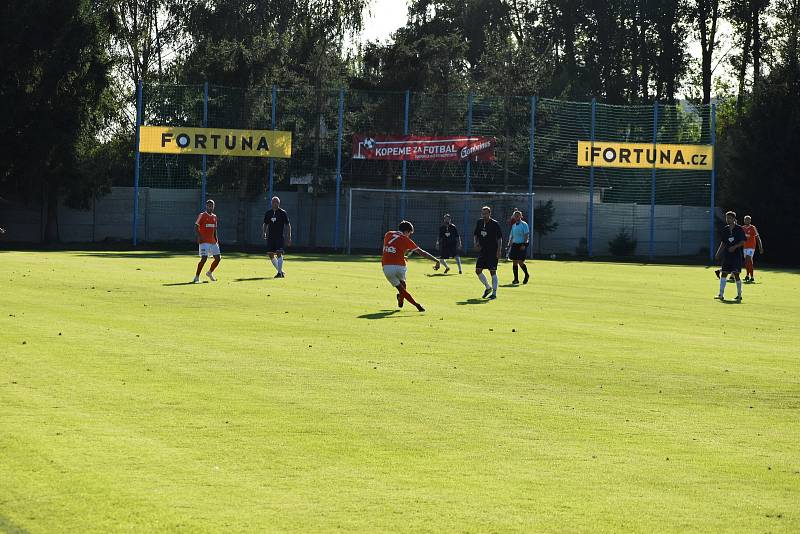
[139,126,292,158]
[577,141,713,170]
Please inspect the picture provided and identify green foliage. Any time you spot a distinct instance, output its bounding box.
[609,228,638,256]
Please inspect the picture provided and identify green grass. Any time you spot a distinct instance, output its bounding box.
[1,250,799,533]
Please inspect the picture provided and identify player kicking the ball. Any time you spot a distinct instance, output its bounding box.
[193,199,221,283]
[382,220,440,312]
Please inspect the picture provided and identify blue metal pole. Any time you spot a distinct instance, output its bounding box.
[334,88,345,250]
[201,81,208,211]
[269,85,276,202]
[588,98,596,257]
[463,93,474,243]
[709,103,717,263]
[400,89,410,220]
[649,102,659,260]
[132,80,143,246]
[528,96,536,259]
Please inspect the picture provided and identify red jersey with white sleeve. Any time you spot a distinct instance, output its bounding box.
[196,212,218,244]
[742,224,759,249]
[381,231,418,266]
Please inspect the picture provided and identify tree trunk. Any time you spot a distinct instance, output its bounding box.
[736,14,752,114]
[751,3,763,89]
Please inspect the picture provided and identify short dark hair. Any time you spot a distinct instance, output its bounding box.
[398,220,414,233]
[725,210,736,219]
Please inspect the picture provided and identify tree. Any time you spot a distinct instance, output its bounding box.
[533,200,559,254]
[0,0,112,242]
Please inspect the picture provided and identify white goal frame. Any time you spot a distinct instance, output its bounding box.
[346,188,535,256]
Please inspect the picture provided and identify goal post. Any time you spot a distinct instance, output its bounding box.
[346,188,535,257]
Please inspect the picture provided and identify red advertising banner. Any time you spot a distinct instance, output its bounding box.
[352,135,496,161]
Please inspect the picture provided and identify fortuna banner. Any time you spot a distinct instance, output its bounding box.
[352,135,496,161]
[577,141,713,170]
[139,126,292,158]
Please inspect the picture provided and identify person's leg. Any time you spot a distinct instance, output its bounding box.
[476,266,491,297]
[276,252,284,275]
[268,252,279,274]
[397,280,423,311]
[717,271,728,298]
[455,255,462,273]
[440,256,450,272]
[195,256,207,281]
[734,272,743,299]
[209,254,220,271]
[490,269,499,297]
[512,261,519,283]
[519,259,529,283]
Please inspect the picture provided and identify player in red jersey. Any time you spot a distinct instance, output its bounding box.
[193,199,221,283]
[741,215,764,282]
[382,220,440,312]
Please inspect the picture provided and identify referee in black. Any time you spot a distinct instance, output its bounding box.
[473,206,503,299]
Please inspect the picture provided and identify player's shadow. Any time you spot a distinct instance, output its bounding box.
[456,298,490,305]
[163,281,205,286]
[426,273,449,277]
[232,277,272,282]
[358,310,402,319]
[500,283,521,288]
[717,299,743,304]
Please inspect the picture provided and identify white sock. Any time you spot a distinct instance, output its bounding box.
[441,258,449,269]
[491,274,498,294]
[277,256,284,273]
[719,278,727,296]
[478,272,490,289]
[271,257,279,272]
[736,279,742,296]
[455,256,462,271]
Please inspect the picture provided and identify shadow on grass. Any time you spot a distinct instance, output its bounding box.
[232,277,273,282]
[456,298,490,305]
[717,298,743,304]
[358,309,403,319]
[500,283,521,288]
[163,281,204,286]
[425,272,450,277]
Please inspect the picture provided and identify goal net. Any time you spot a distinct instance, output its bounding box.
[346,188,535,256]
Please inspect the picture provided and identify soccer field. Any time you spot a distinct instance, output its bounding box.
[1,251,798,532]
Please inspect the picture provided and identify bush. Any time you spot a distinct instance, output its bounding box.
[609,229,637,256]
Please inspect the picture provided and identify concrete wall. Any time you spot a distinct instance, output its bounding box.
[0,186,712,257]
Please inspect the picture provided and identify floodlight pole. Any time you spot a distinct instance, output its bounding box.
[649,102,659,260]
[201,81,208,211]
[463,93,474,243]
[132,79,143,246]
[528,95,536,259]
[709,103,717,263]
[334,88,344,251]
[588,98,597,257]
[269,85,277,202]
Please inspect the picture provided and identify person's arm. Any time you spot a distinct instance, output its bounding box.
[473,222,480,250]
[286,222,292,246]
[195,216,202,243]
[715,241,724,260]
[756,234,764,254]
[496,236,503,258]
[262,218,268,240]
[412,247,441,268]
[729,234,745,252]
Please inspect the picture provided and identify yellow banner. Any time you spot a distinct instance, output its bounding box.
[577,141,713,170]
[139,126,292,158]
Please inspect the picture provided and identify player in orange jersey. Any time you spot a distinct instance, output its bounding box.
[193,199,221,283]
[382,220,440,312]
[741,215,764,282]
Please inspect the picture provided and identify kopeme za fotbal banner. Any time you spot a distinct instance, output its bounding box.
[352,135,496,161]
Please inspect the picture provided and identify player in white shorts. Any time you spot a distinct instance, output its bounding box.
[194,199,221,283]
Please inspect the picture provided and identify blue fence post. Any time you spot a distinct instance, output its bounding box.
[588,98,597,257]
[528,95,536,259]
[400,89,410,220]
[269,85,277,202]
[334,88,345,251]
[649,102,659,260]
[709,103,717,263]
[201,81,208,211]
[132,80,143,246]
[463,93,474,242]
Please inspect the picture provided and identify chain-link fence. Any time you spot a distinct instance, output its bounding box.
[129,83,718,259]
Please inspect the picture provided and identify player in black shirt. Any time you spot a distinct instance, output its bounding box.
[262,196,292,278]
[436,213,463,274]
[714,210,746,301]
[473,206,503,299]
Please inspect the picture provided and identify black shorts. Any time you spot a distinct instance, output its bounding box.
[266,237,285,253]
[439,244,458,259]
[476,254,499,271]
[721,253,743,274]
[509,243,528,261]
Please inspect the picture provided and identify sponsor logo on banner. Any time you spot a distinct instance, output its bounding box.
[577,141,713,170]
[353,135,495,161]
[139,126,292,158]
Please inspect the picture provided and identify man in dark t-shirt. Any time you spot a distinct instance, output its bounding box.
[473,206,503,299]
[262,196,292,278]
[714,210,746,301]
[436,213,463,274]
